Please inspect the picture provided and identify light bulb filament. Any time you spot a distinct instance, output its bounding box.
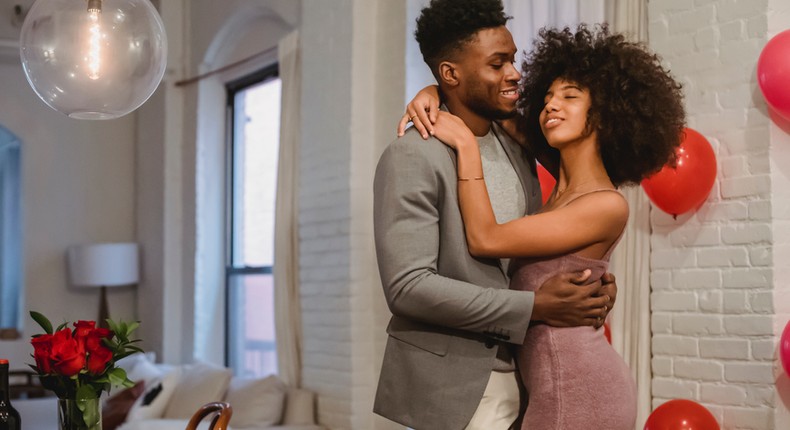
[87,9,101,80]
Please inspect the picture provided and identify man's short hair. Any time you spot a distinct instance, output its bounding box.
[415,0,511,78]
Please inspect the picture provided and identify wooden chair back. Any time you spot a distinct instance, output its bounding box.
[184,402,233,430]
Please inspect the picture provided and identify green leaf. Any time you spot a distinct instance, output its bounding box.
[114,351,136,362]
[107,367,128,387]
[92,375,110,384]
[76,384,98,400]
[55,322,68,332]
[29,311,53,334]
[76,397,100,428]
[126,321,140,336]
[106,318,119,335]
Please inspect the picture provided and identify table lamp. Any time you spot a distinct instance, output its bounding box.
[67,243,139,327]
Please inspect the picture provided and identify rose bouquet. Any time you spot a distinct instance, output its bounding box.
[29,311,143,430]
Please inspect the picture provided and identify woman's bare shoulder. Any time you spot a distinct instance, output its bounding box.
[565,190,629,230]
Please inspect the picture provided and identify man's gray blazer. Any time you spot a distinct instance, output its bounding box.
[373,122,542,430]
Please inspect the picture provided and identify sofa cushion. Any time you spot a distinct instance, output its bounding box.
[103,380,146,430]
[224,375,286,427]
[117,418,220,430]
[126,366,181,421]
[123,353,175,390]
[282,388,316,425]
[162,361,232,419]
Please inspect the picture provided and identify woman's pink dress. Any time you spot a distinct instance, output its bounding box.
[509,193,637,429]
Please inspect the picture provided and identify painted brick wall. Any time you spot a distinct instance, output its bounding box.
[766,4,790,429]
[649,1,788,428]
[300,1,355,427]
[299,1,406,429]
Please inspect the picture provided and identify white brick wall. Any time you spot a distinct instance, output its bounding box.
[768,0,790,426]
[300,1,406,429]
[299,1,357,427]
[649,1,789,428]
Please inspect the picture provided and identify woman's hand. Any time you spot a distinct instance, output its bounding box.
[398,85,440,138]
[431,111,477,151]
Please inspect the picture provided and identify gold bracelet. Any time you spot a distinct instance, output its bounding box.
[458,177,484,181]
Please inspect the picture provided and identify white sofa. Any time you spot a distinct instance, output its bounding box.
[15,354,323,430]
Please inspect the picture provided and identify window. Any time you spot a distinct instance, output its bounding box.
[0,126,22,339]
[225,66,282,378]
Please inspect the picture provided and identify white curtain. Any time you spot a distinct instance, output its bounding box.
[274,30,303,388]
[606,2,652,429]
[608,186,652,430]
[505,0,607,62]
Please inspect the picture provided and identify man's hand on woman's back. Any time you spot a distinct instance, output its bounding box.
[531,270,616,329]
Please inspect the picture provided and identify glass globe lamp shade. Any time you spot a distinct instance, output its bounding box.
[19,0,167,119]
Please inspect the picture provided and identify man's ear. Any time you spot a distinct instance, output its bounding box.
[438,61,460,87]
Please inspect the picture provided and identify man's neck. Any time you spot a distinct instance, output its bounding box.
[444,98,492,137]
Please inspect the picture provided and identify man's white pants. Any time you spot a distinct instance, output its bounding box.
[464,370,521,430]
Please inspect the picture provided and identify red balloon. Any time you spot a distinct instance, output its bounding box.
[781,320,790,376]
[758,29,790,121]
[644,399,720,430]
[537,163,556,205]
[641,128,717,217]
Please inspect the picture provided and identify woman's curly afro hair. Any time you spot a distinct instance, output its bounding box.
[519,25,686,187]
[415,0,510,76]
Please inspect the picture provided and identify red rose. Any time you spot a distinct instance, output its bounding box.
[73,320,96,350]
[31,334,54,374]
[87,346,113,375]
[50,328,86,376]
[73,320,96,336]
[85,328,113,352]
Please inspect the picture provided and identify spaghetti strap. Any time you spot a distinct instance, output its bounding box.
[554,188,623,209]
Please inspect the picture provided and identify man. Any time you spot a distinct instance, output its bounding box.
[373,1,616,429]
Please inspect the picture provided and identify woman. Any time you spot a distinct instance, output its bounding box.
[402,25,685,429]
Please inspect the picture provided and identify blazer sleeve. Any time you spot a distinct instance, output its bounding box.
[373,137,533,344]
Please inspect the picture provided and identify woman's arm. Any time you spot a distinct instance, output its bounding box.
[462,193,628,258]
[432,112,628,259]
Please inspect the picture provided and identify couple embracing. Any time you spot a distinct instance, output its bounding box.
[373,0,685,429]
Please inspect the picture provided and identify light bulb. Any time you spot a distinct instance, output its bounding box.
[19,0,167,120]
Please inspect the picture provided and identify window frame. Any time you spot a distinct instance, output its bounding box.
[0,127,22,339]
[223,64,280,370]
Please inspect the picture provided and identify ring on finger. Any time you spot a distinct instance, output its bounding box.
[409,115,418,122]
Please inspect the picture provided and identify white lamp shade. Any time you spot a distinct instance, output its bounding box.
[68,243,139,287]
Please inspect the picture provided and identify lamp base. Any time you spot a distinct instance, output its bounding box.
[98,285,110,329]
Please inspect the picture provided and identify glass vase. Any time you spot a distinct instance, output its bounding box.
[58,398,102,430]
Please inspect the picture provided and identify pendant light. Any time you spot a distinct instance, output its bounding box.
[19,0,167,120]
